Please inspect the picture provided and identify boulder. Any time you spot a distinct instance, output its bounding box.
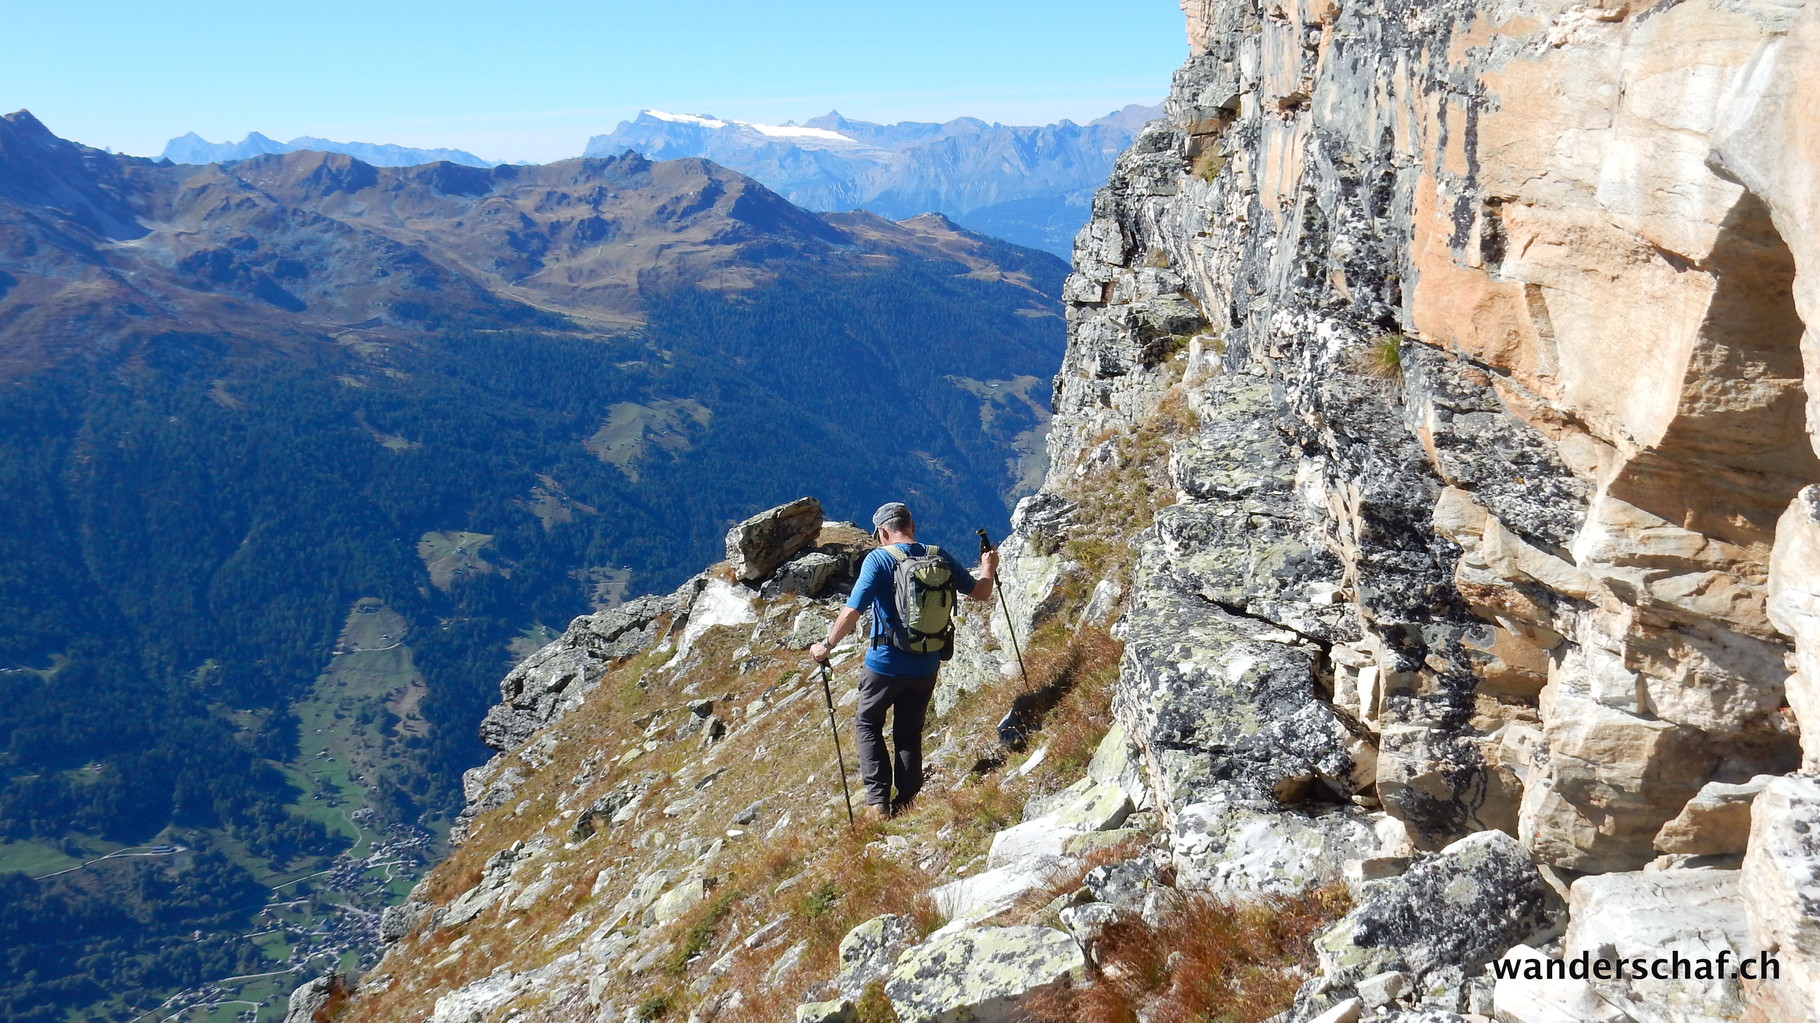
[1057,902,1121,960]
[725,497,822,582]
[1085,720,1149,810]
[1356,970,1412,1009]
[1490,945,1636,1023]
[1564,868,1750,1021]
[762,551,843,598]
[885,925,1085,1023]
[926,857,1069,930]
[1115,585,1367,812]
[1312,831,1562,992]
[648,878,708,926]
[987,777,1131,868]
[379,900,432,943]
[795,1000,852,1023]
[837,914,916,998]
[1172,799,1390,895]
[1740,775,1820,1022]
[1082,854,1161,916]
[1653,776,1773,857]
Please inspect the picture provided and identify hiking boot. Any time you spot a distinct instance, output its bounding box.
[866,802,895,821]
[890,796,916,817]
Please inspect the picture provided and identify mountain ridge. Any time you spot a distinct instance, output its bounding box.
[584,105,1163,256]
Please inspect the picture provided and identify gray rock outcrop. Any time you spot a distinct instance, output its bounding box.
[725,497,822,582]
[284,973,351,1023]
[884,926,1083,1023]
[1308,831,1562,1004]
[479,590,690,753]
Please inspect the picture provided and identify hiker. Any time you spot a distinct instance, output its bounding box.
[810,502,998,818]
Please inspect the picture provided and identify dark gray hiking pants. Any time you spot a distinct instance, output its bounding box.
[855,667,937,808]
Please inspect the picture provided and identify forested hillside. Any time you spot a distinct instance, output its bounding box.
[0,109,1065,1022]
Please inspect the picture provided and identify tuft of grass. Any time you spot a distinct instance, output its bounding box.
[1192,149,1226,182]
[1021,884,1353,1023]
[636,991,673,1020]
[917,775,1025,870]
[795,879,842,922]
[787,835,941,959]
[670,887,739,975]
[853,979,900,1023]
[1355,332,1405,380]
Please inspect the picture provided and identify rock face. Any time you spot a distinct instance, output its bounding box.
[1741,776,1820,1019]
[1036,0,1820,1016]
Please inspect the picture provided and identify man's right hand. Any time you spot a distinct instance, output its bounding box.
[809,641,832,663]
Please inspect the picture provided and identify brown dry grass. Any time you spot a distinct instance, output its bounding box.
[1023,884,1353,1023]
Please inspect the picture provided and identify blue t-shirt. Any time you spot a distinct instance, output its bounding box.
[846,542,978,677]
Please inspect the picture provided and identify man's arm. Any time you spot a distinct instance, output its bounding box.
[810,606,863,663]
[965,549,999,602]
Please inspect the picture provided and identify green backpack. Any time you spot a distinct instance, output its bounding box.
[882,544,958,659]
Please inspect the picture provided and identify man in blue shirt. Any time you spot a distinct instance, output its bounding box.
[810,502,998,818]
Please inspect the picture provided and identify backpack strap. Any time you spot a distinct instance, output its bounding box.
[875,545,907,648]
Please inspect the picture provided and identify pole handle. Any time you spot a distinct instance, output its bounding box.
[977,528,993,555]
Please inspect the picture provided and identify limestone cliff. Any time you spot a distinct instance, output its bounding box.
[1052,0,1820,1016]
[316,3,1820,1022]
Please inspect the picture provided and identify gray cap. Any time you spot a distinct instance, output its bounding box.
[871,502,912,530]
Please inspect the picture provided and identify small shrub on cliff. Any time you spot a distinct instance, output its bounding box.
[1022,884,1352,1023]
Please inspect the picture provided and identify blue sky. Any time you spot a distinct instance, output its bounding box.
[4,1,1187,163]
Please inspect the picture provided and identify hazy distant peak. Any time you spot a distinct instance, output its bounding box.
[583,103,1165,256]
[1089,103,1166,133]
[160,131,497,168]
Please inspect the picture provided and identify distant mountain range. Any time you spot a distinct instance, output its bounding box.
[155,104,1160,256]
[162,130,497,167]
[584,106,1161,255]
[1,107,1065,1022]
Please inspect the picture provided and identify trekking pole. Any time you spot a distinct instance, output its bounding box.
[978,529,1031,691]
[816,656,857,826]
